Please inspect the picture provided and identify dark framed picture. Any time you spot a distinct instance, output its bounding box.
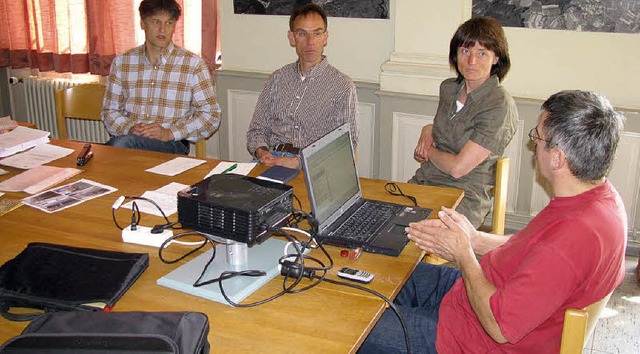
[233,0,389,19]
[472,0,640,33]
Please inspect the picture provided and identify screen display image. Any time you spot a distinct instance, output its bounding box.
[305,131,359,224]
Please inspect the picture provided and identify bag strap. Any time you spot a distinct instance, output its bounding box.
[0,303,45,322]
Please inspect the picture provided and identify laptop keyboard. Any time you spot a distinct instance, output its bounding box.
[331,201,401,242]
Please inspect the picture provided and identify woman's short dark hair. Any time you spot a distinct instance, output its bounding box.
[289,3,328,31]
[542,90,625,182]
[449,17,511,82]
[139,0,181,21]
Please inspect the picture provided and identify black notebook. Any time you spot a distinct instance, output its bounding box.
[256,165,300,184]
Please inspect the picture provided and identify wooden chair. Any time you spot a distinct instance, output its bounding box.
[489,157,510,235]
[55,83,207,158]
[560,292,613,354]
[195,140,206,158]
[479,157,510,235]
[55,83,106,141]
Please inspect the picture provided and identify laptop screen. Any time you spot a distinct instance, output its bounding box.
[301,124,361,227]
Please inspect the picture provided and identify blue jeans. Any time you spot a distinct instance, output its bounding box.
[106,135,189,155]
[358,263,462,354]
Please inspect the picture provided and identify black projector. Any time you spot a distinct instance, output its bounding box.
[177,173,293,246]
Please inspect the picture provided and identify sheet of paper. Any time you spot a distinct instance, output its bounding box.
[0,165,82,194]
[204,161,257,179]
[145,157,206,176]
[0,144,75,169]
[121,182,189,217]
[22,179,117,214]
[153,182,191,195]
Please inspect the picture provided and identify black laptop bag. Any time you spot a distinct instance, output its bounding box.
[0,242,148,321]
[0,311,210,353]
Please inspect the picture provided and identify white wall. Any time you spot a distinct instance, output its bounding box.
[505,27,640,110]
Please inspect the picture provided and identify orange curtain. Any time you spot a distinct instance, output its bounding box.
[0,0,91,73]
[201,0,220,72]
[0,0,218,76]
[86,0,137,76]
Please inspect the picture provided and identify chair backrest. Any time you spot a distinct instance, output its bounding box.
[487,157,510,235]
[560,292,613,354]
[491,157,510,235]
[195,140,206,158]
[54,83,106,140]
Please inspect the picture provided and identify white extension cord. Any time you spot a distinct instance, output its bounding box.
[121,225,173,248]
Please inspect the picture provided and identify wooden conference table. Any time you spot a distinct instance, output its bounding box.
[0,141,463,353]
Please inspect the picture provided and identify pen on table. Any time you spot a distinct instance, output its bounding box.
[221,163,238,174]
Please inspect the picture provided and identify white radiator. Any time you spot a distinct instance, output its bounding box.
[23,77,110,143]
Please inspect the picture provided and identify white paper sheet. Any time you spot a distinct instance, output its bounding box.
[0,144,75,169]
[121,182,189,217]
[145,157,206,176]
[204,161,257,179]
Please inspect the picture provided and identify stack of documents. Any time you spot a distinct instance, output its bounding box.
[0,126,50,158]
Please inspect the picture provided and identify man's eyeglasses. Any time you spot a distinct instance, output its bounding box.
[293,30,325,40]
[528,127,551,144]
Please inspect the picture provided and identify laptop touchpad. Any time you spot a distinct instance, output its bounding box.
[393,207,433,226]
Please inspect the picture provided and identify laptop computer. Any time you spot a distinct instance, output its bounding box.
[300,123,433,256]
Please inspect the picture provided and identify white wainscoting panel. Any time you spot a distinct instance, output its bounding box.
[529,170,552,215]
[357,103,375,178]
[227,90,260,162]
[503,119,525,214]
[608,132,640,240]
[391,112,432,182]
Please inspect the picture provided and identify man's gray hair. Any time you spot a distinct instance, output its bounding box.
[542,90,625,182]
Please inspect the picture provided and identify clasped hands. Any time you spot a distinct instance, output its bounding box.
[406,206,477,263]
[129,123,173,142]
[255,148,300,169]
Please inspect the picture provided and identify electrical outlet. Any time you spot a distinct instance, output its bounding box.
[121,225,173,247]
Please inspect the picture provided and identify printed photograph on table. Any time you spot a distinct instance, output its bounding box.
[22,179,116,213]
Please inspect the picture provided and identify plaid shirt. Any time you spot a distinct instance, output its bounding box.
[246,57,359,155]
[102,43,220,142]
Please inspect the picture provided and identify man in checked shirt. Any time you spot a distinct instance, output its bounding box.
[101,0,220,155]
[246,3,359,169]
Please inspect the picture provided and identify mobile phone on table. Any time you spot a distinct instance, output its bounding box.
[337,267,374,283]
